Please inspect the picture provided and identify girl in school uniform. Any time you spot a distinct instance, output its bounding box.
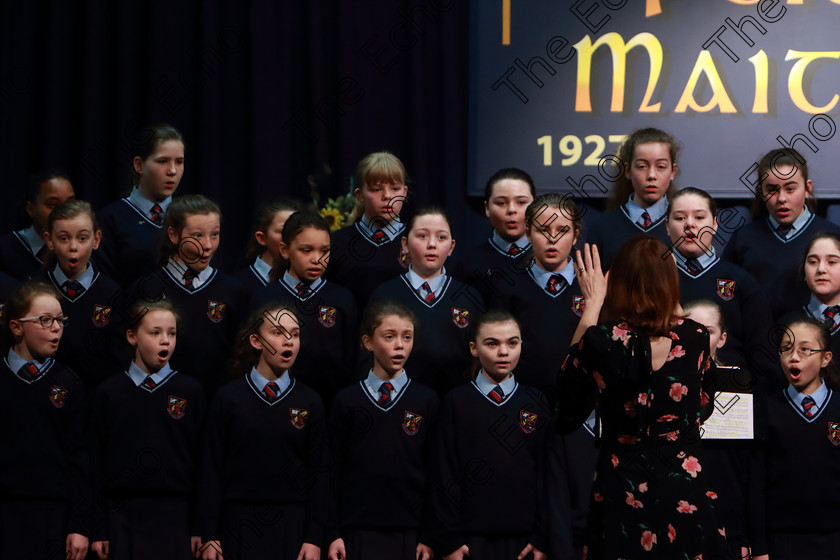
[683,300,767,560]
[327,300,438,560]
[723,147,840,319]
[0,170,75,281]
[431,309,550,560]
[367,207,483,395]
[90,299,206,560]
[235,197,303,294]
[449,168,535,302]
[758,317,840,559]
[127,194,245,396]
[198,305,328,560]
[665,187,778,384]
[33,200,127,389]
[250,210,358,404]
[325,151,410,308]
[586,127,679,269]
[97,123,185,287]
[0,283,89,559]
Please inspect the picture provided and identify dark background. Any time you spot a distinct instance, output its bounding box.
[0,0,485,268]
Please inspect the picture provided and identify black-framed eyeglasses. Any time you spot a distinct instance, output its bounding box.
[17,314,69,328]
[778,346,824,358]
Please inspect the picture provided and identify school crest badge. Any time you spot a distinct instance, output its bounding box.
[318,306,337,328]
[452,307,470,328]
[92,304,112,327]
[403,410,423,435]
[829,422,840,446]
[716,279,735,301]
[519,410,538,433]
[50,385,68,408]
[168,396,187,419]
[398,247,410,269]
[571,295,586,317]
[207,300,226,323]
[290,407,309,429]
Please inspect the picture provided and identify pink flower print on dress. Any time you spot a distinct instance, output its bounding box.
[641,530,657,551]
[667,345,686,361]
[611,454,619,468]
[657,414,678,422]
[706,491,718,500]
[625,491,643,509]
[667,523,676,543]
[612,322,631,342]
[681,455,702,478]
[669,382,689,402]
[676,500,698,514]
[638,482,648,493]
[638,392,648,406]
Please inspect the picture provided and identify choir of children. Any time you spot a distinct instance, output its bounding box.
[2,124,839,559]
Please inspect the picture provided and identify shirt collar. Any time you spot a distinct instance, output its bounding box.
[129,186,172,218]
[167,258,213,289]
[491,230,530,254]
[364,369,408,399]
[768,207,812,236]
[529,258,575,288]
[250,367,291,394]
[19,225,46,256]
[52,262,95,290]
[359,214,405,242]
[787,379,828,410]
[405,266,447,294]
[673,247,717,272]
[281,271,325,294]
[806,294,840,328]
[6,348,46,375]
[252,256,272,284]
[624,194,669,224]
[475,370,517,397]
[125,361,173,387]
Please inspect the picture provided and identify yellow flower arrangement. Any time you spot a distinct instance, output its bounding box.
[319,206,345,232]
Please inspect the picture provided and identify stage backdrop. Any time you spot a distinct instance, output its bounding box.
[469,0,840,199]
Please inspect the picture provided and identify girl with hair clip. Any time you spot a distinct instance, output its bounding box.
[560,238,729,559]
[723,147,840,319]
[327,300,438,560]
[665,187,778,387]
[198,305,328,560]
[127,194,245,396]
[97,123,185,288]
[325,151,411,308]
[0,169,75,281]
[0,282,89,560]
[684,300,767,560]
[586,127,679,270]
[33,199,127,389]
[755,317,840,559]
[250,210,358,406]
[235,197,303,294]
[431,309,551,560]
[366,206,484,395]
[449,168,535,302]
[90,298,206,560]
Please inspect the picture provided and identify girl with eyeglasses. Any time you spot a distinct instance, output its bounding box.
[757,317,840,559]
[0,282,90,560]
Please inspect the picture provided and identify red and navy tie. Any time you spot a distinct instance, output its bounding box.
[62,280,85,298]
[546,274,566,295]
[824,306,840,332]
[371,230,386,245]
[508,244,521,256]
[20,362,39,381]
[419,282,435,303]
[183,270,197,291]
[489,386,505,403]
[378,382,394,406]
[685,258,702,276]
[143,376,157,390]
[295,282,312,298]
[803,395,816,419]
[150,204,163,226]
[264,381,280,401]
[777,223,793,238]
[639,211,652,229]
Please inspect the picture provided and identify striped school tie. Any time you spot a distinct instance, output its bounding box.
[489,386,504,403]
[62,280,85,298]
[150,204,163,225]
[802,396,816,419]
[546,274,567,295]
[264,381,280,401]
[183,269,197,291]
[378,382,394,407]
[19,362,39,381]
[419,282,435,303]
[143,376,157,390]
[639,211,652,229]
[823,306,840,332]
[371,230,386,245]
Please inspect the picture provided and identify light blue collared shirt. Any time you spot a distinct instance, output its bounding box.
[6,348,47,377]
[491,230,530,255]
[18,225,46,257]
[787,380,828,415]
[129,186,172,221]
[405,266,447,295]
[167,258,213,290]
[281,271,325,296]
[529,258,576,292]
[125,361,173,387]
[364,369,408,401]
[359,214,405,243]
[252,256,272,284]
[52,262,95,290]
[250,367,291,394]
[806,294,840,331]
[768,207,812,239]
[475,370,517,400]
[673,247,718,273]
[625,194,669,225]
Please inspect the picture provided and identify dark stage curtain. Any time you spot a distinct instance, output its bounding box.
[0,0,484,268]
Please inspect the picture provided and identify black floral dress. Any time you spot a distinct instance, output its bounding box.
[560,318,730,559]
